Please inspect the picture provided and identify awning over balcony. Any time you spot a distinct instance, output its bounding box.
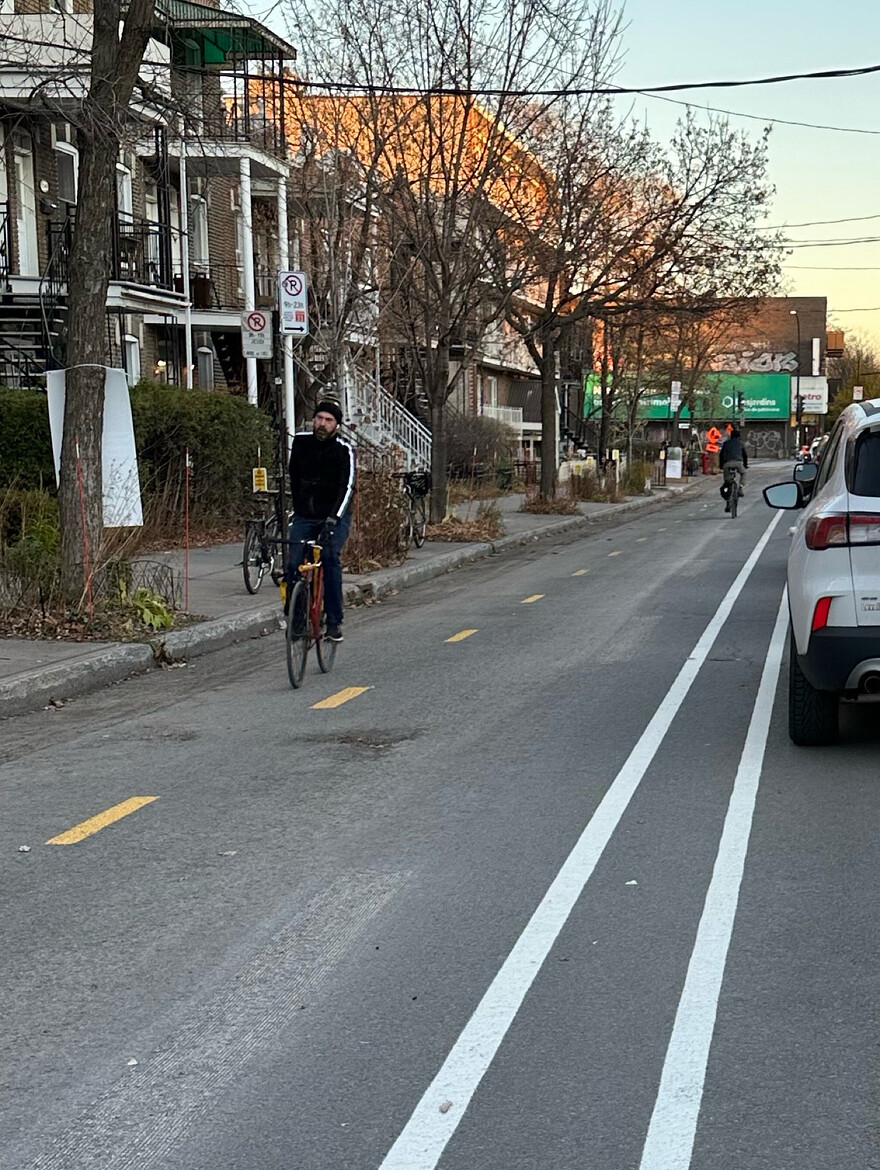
[153,0,297,61]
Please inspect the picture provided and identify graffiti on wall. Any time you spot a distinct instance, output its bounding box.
[749,429,784,455]
[711,351,798,374]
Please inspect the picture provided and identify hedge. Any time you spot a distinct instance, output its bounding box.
[0,383,276,526]
[0,388,55,491]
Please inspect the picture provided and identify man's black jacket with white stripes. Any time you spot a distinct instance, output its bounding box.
[288,431,355,520]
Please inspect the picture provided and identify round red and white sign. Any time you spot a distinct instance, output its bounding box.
[245,311,267,332]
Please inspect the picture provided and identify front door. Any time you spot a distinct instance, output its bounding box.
[13,140,39,277]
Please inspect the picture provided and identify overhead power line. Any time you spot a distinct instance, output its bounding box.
[764,213,880,230]
[297,60,880,97]
[784,264,880,270]
[643,90,880,136]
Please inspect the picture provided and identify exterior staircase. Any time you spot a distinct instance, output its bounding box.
[342,364,432,471]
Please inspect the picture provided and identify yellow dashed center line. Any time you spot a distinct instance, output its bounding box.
[46,796,158,846]
[312,686,372,709]
[572,569,589,577]
[446,629,478,643]
[521,594,544,604]
[608,551,622,557]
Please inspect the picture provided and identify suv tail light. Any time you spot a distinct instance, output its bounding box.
[847,513,880,545]
[805,514,848,550]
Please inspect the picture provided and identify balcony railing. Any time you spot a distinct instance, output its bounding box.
[113,217,174,290]
[47,216,175,292]
[186,263,274,311]
[483,404,524,430]
[0,201,11,279]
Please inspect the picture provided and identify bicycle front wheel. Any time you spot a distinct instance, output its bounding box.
[316,628,338,673]
[243,523,265,593]
[285,580,311,688]
[412,496,427,548]
[397,508,413,556]
[264,515,281,576]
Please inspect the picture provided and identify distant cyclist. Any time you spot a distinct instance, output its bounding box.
[719,428,748,513]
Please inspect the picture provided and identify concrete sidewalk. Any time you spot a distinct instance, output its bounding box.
[1,477,717,717]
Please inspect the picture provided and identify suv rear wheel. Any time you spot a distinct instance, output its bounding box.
[788,631,839,746]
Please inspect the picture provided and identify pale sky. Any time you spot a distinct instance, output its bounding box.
[615,0,880,349]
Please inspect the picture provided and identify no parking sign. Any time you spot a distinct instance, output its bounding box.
[241,310,273,359]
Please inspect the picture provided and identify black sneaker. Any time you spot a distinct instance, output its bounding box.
[326,626,344,643]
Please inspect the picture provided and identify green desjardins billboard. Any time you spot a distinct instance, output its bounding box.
[586,372,791,422]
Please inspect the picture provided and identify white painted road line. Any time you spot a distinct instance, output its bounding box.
[638,588,789,1170]
[378,511,784,1170]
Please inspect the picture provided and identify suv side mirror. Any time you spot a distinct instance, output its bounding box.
[793,461,819,500]
[764,481,805,510]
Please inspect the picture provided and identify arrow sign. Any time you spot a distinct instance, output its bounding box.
[279,270,309,336]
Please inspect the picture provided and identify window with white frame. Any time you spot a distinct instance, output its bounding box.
[55,142,78,206]
[123,335,141,387]
[190,195,209,271]
[116,162,133,222]
[485,375,498,408]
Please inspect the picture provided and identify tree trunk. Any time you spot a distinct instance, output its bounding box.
[428,340,451,522]
[539,340,557,499]
[429,398,447,523]
[58,133,117,594]
[57,0,156,597]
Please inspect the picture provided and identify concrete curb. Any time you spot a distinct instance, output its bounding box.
[0,642,155,719]
[2,478,707,718]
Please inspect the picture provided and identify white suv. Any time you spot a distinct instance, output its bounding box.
[764,400,880,745]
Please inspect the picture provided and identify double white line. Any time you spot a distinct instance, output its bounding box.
[381,511,786,1170]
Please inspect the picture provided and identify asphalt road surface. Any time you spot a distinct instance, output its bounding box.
[3,468,879,1170]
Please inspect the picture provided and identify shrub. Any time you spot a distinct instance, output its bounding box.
[0,384,277,533]
[446,413,517,478]
[0,389,55,491]
[342,469,409,572]
[130,382,275,529]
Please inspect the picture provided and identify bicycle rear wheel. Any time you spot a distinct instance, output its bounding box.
[729,478,739,518]
[243,522,266,593]
[285,580,310,687]
[412,496,427,548]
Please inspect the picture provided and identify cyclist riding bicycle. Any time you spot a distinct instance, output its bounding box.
[719,428,748,513]
[287,400,355,642]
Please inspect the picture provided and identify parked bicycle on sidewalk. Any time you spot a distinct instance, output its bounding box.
[393,469,431,554]
[242,481,291,594]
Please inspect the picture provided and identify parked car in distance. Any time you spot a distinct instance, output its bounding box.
[764,401,880,745]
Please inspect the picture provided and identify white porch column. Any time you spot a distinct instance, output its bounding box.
[179,140,194,389]
[239,157,258,406]
[276,174,295,451]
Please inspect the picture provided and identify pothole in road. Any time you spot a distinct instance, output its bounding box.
[137,727,200,742]
[299,728,422,751]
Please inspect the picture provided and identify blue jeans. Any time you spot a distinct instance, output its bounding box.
[286,513,351,628]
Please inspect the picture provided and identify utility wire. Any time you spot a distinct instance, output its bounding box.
[294,60,880,97]
[784,264,880,270]
[641,89,880,136]
[765,214,880,230]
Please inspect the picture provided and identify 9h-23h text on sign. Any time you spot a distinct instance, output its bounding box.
[279,271,309,337]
